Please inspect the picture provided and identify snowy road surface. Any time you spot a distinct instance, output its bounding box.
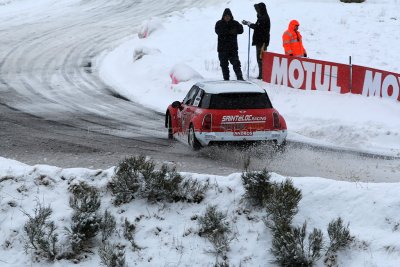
[0,0,399,181]
[0,0,236,173]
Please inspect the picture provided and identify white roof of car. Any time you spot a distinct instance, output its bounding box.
[195,80,265,94]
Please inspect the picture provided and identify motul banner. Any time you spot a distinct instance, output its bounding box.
[262,52,400,102]
[263,52,350,93]
[352,65,400,101]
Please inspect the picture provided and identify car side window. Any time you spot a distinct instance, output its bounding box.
[183,86,199,106]
[199,93,211,108]
[192,89,203,107]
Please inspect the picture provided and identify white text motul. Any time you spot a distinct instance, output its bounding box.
[270,57,341,92]
[362,70,400,100]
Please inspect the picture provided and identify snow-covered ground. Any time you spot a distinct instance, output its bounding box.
[1,0,400,266]
[2,156,400,267]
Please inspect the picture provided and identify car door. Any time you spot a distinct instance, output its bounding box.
[178,86,199,133]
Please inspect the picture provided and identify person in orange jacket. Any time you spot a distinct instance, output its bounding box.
[282,20,307,57]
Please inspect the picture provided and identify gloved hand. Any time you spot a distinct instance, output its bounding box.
[242,20,251,26]
[304,53,307,57]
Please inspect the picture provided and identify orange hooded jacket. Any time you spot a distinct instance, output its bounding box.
[282,20,306,57]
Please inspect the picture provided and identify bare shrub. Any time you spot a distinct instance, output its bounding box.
[23,202,58,261]
[100,210,116,242]
[241,169,273,207]
[324,217,354,266]
[179,178,209,203]
[270,222,323,267]
[99,242,126,267]
[123,218,142,251]
[198,205,231,259]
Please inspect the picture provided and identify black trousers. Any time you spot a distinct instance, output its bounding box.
[218,51,243,80]
[256,44,266,78]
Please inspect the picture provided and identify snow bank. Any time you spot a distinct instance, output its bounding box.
[1,157,400,266]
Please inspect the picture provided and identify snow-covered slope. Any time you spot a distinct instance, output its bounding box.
[1,156,400,266]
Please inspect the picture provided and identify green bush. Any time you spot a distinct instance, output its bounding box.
[270,222,323,267]
[139,164,183,202]
[69,181,101,214]
[241,169,273,207]
[99,242,126,267]
[262,179,323,266]
[68,182,102,254]
[100,210,116,242]
[256,175,354,267]
[109,156,208,204]
[327,217,354,251]
[266,179,302,226]
[108,156,150,205]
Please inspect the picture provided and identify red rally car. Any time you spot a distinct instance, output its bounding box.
[165,80,287,150]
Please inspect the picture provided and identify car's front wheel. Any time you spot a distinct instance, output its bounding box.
[188,125,201,150]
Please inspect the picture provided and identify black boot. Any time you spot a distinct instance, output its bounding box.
[235,70,244,81]
[257,62,263,79]
[257,69,262,79]
[222,69,229,81]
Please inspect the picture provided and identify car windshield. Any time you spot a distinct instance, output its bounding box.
[206,93,272,109]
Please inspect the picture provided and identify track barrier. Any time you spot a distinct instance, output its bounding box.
[262,52,400,102]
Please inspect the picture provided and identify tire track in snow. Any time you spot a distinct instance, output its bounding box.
[0,0,218,130]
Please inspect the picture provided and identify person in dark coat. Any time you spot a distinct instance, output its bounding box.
[242,2,270,79]
[215,8,244,81]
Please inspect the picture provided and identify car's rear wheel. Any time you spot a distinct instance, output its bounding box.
[188,125,201,150]
[166,113,173,140]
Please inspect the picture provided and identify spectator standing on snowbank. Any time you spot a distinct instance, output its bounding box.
[215,8,244,81]
[283,20,307,58]
[242,2,270,79]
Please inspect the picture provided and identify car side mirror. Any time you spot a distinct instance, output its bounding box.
[171,101,182,109]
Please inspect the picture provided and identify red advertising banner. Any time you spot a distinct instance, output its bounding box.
[262,52,351,93]
[262,52,400,102]
[352,65,400,101]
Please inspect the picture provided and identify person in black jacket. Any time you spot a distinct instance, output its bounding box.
[242,2,270,79]
[215,8,244,81]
